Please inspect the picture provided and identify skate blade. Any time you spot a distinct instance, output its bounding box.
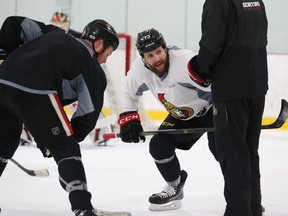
[149,200,182,211]
[95,209,131,216]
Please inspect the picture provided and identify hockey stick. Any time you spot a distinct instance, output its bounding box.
[261,99,288,129]
[103,99,288,139]
[9,158,49,177]
[95,209,131,216]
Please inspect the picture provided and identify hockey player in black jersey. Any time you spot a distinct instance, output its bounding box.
[0,16,65,146]
[0,17,131,216]
[0,15,113,146]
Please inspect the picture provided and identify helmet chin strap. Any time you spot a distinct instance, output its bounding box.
[142,58,151,70]
[92,40,108,57]
[92,42,99,58]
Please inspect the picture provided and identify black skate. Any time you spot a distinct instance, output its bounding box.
[149,170,188,211]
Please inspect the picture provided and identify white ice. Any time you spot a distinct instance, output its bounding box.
[0,130,287,216]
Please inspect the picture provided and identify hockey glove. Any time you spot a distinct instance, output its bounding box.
[39,146,52,158]
[188,56,211,87]
[118,111,146,143]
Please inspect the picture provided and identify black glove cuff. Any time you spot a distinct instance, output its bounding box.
[119,111,137,117]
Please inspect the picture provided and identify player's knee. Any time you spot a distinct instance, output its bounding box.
[0,140,19,176]
[149,135,160,158]
[49,137,81,163]
[149,135,173,160]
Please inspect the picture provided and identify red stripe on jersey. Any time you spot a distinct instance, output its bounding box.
[51,93,74,136]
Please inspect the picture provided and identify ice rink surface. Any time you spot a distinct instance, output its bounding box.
[0,130,287,216]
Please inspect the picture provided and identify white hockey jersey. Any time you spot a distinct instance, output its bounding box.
[122,46,212,121]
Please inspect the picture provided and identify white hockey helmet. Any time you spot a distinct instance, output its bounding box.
[51,11,70,33]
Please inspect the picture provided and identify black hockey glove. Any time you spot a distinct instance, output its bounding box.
[118,111,146,143]
[188,56,211,87]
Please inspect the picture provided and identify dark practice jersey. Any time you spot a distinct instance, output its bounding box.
[196,0,268,100]
[0,31,107,142]
[68,28,82,38]
[0,16,62,54]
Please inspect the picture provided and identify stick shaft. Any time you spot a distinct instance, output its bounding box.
[103,99,288,140]
[103,128,213,139]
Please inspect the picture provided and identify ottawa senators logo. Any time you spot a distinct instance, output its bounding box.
[158,93,194,120]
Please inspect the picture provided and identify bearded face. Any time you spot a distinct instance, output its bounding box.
[143,46,169,77]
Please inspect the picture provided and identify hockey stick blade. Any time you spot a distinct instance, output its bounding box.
[103,99,288,140]
[261,99,288,129]
[10,158,49,177]
[95,209,131,216]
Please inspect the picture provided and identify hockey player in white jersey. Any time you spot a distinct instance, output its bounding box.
[117,28,216,211]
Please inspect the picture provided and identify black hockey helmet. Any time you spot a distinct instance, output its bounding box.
[81,19,119,51]
[136,28,166,55]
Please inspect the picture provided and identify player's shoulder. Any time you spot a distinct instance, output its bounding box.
[130,56,146,71]
[68,29,82,38]
[167,45,197,63]
[127,56,151,81]
[167,45,196,57]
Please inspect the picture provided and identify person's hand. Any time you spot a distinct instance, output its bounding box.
[39,146,52,158]
[118,111,146,143]
[188,56,211,87]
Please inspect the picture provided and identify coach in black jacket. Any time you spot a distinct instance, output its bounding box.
[188,0,268,216]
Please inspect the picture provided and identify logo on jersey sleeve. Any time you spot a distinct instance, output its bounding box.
[158,93,194,120]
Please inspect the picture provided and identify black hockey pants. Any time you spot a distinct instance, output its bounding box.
[0,84,93,211]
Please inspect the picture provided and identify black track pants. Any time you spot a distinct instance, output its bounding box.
[213,97,265,216]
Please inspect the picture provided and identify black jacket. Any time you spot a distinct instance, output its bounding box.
[195,0,268,100]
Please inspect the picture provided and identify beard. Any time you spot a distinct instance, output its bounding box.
[149,55,170,77]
